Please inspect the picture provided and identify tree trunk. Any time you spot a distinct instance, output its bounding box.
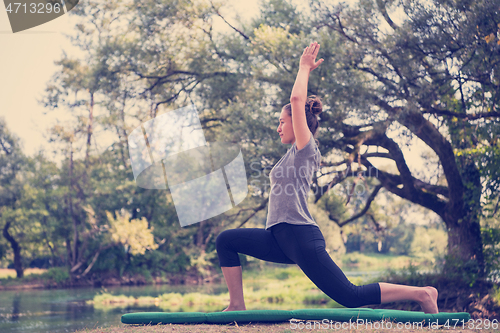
[445,215,484,274]
[66,235,72,269]
[376,107,485,278]
[117,90,129,167]
[444,153,485,278]
[69,143,79,274]
[3,221,23,278]
[196,220,205,249]
[85,92,94,164]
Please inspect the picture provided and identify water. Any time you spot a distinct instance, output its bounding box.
[0,271,381,333]
[0,284,228,333]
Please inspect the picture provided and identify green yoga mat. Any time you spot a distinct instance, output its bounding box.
[121,308,471,325]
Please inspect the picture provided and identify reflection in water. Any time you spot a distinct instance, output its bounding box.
[11,293,20,322]
[0,283,229,333]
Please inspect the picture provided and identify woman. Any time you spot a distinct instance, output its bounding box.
[216,42,438,313]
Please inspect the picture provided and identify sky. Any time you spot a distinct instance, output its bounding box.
[0,10,78,162]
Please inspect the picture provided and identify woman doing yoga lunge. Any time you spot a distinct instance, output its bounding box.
[216,42,439,313]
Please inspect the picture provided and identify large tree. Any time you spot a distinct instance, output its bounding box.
[199,0,500,279]
[307,0,500,278]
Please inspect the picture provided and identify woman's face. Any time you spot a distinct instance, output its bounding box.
[277,108,295,145]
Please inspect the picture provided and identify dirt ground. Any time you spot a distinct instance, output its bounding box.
[74,321,500,333]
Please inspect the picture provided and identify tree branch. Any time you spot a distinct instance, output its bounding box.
[333,183,383,227]
[373,98,464,216]
[236,198,269,228]
[360,156,448,217]
[422,108,500,120]
[210,1,249,40]
[376,0,398,30]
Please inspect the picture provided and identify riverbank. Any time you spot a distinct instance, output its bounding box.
[0,268,47,278]
[88,267,352,313]
[2,254,499,320]
[0,268,51,290]
[0,252,424,291]
[0,267,204,291]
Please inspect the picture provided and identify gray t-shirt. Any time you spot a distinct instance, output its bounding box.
[266,133,321,230]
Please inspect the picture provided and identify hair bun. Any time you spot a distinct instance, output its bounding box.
[306,95,323,116]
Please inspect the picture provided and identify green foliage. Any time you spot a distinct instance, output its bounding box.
[493,284,500,306]
[309,197,346,259]
[409,226,448,258]
[340,212,446,259]
[42,267,70,285]
[255,0,308,36]
[383,261,430,287]
[440,255,482,288]
[384,223,415,255]
[481,226,500,281]
[341,252,424,272]
[141,269,153,284]
[106,208,158,256]
[90,246,127,275]
[189,250,216,280]
[0,242,7,262]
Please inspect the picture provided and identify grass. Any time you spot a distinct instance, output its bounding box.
[90,266,351,312]
[341,252,429,272]
[88,253,434,313]
[0,267,70,289]
[0,268,47,279]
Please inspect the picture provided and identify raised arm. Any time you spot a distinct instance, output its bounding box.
[290,42,323,150]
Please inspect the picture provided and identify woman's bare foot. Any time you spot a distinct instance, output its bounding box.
[222,305,246,312]
[417,286,439,314]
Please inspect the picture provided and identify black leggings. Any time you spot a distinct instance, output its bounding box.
[216,222,381,308]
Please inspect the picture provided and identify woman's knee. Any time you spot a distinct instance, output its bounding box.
[215,229,241,267]
[216,229,233,251]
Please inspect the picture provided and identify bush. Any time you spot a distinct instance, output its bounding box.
[43,267,70,285]
[493,285,500,306]
[440,255,482,288]
[482,227,500,281]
